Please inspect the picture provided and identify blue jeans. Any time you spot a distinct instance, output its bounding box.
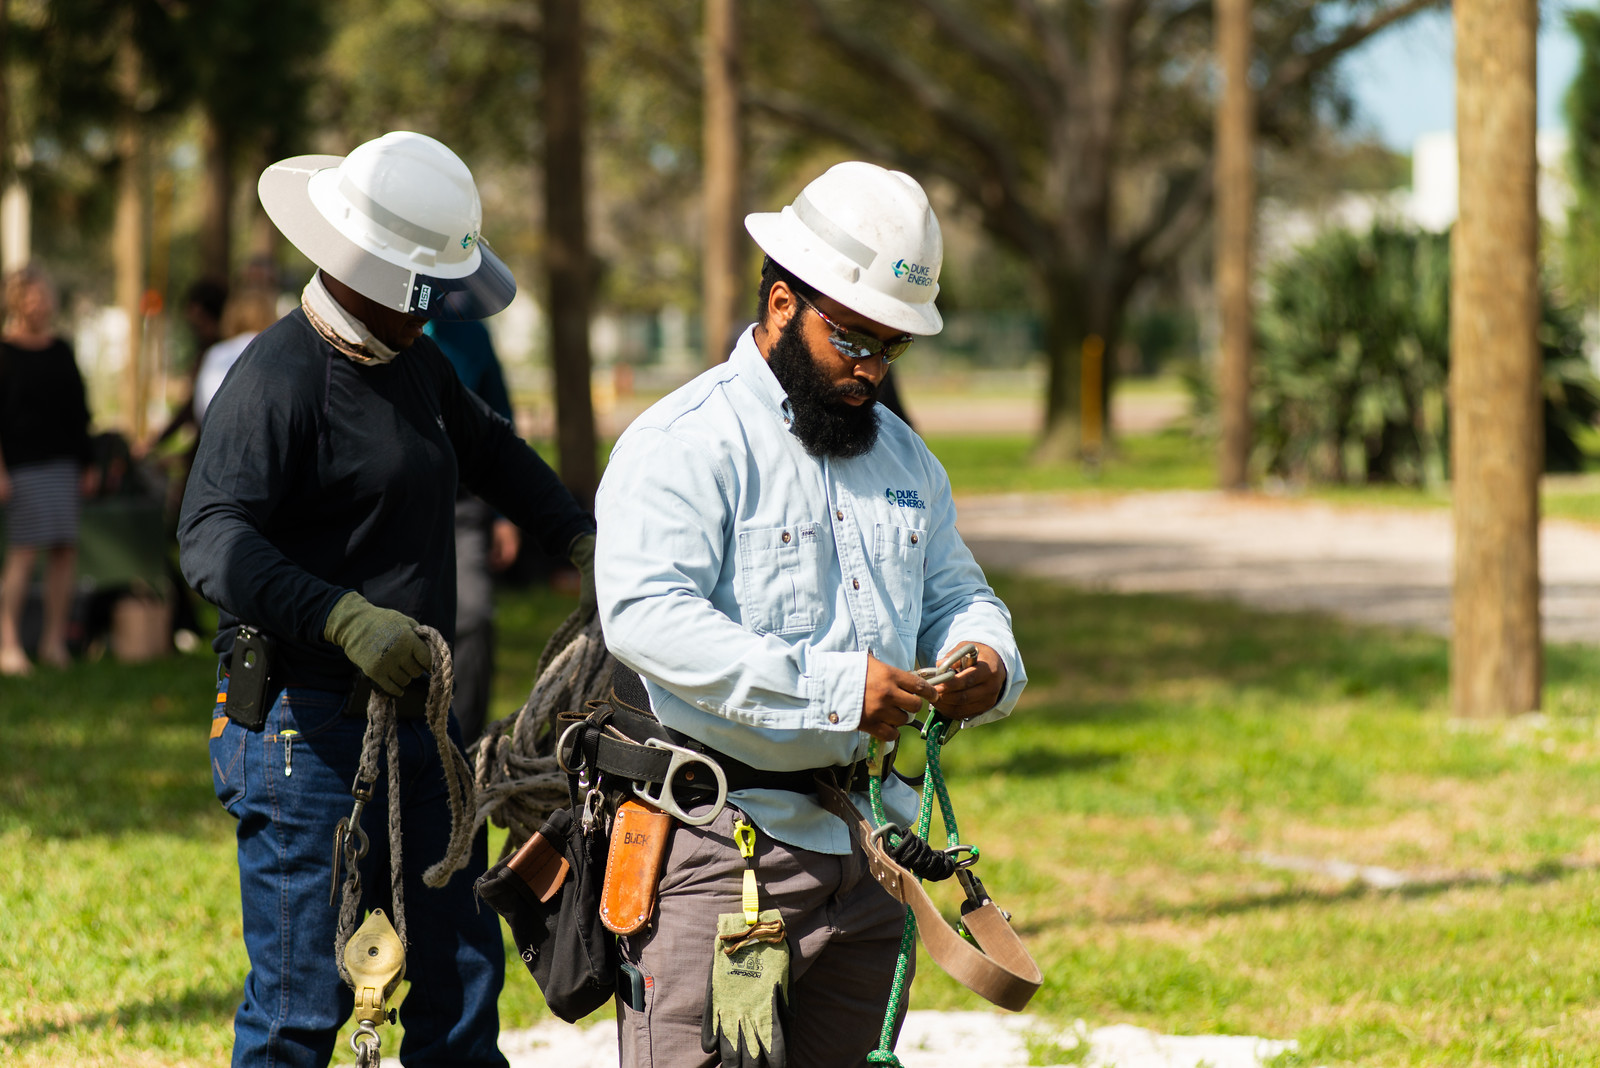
[209,682,507,1068]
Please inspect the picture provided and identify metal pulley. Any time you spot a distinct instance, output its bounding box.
[344,908,405,1065]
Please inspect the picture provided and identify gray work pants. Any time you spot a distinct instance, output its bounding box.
[616,803,910,1067]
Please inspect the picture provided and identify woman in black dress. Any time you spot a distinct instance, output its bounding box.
[0,265,92,675]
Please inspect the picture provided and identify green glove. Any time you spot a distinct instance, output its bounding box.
[323,591,430,696]
[702,909,789,1068]
[569,532,597,615]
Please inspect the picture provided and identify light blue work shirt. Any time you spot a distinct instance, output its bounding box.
[595,326,1026,853]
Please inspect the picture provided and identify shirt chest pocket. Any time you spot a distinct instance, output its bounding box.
[737,523,824,635]
[874,523,927,638]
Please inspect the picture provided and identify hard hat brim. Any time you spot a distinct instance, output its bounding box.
[260,154,515,321]
[745,210,943,337]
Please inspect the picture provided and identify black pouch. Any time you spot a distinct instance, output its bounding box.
[225,626,274,731]
[474,806,617,1022]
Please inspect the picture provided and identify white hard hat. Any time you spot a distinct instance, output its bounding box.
[258,131,515,320]
[745,161,943,336]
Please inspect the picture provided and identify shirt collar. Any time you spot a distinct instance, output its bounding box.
[729,324,793,423]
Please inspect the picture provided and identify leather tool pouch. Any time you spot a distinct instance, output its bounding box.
[599,799,673,935]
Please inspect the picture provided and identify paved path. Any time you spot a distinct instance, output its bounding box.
[956,490,1600,643]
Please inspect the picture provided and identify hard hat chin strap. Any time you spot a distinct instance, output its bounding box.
[303,273,400,366]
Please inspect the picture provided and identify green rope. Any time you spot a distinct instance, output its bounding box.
[864,712,965,1065]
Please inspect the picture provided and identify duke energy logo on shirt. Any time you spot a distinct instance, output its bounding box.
[885,487,926,509]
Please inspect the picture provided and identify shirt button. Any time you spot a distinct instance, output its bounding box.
[828,712,839,724]
[910,533,918,544]
[852,578,860,590]
[781,531,791,544]
[836,510,844,521]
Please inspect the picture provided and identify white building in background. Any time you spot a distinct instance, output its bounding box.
[1259,129,1574,267]
[1409,129,1572,232]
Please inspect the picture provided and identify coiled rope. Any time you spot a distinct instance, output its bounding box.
[334,626,475,980]
[469,607,615,854]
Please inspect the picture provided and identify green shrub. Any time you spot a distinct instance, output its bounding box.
[1251,223,1600,486]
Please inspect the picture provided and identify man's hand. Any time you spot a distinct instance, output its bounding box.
[929,642,1007,721]
[323,591,431,696]
[568,532,597,614]
[489,519,521,572]
[858,654,937,742]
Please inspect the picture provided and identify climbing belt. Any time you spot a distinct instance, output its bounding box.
[469,607,615,854]
[863,714,966,1067]
[332,627,477,1066]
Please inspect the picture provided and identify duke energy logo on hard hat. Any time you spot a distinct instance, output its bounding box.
[893,259,934,287]
[461,230,480,251]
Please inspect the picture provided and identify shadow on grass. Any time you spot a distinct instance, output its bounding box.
[0,652,224,839]
[1062,857,1585,933]
[0,983,239,1051]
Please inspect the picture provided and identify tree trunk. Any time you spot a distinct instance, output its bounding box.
[114,34,147,441]
[199,111,233,284]
[1215,0,1255,491]
[542,0,599,511]
[702,0,742,364]
[1450,0,1541,717]
[1035,276,1085,463]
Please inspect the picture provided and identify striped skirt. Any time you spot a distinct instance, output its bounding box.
[6,459,82,548]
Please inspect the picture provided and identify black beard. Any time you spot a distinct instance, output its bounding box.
[766,313,880,458]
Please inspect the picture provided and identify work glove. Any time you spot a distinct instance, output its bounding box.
[702,909,789,1068]
[569,532,597,615]
[324,591,431,696]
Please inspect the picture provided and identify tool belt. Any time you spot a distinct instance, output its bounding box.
[556,672,871,826]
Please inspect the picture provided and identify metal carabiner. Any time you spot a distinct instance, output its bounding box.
[868,821,907,852]
[630,738,728,826]
[943,843,981,870]
[555,720,585,776]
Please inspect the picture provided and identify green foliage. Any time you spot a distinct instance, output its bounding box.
[1252,224,1600,486]
[1562,7,1600,307]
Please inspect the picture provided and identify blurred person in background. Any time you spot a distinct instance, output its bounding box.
[425,317,520,747]
[0,264,94,676]
[191,287,280,426]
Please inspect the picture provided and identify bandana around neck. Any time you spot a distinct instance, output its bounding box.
[301,273,400,365]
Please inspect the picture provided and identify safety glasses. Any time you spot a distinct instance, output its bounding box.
[797,294,915,364]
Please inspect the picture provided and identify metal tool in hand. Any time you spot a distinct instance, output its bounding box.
[915,643,979,687]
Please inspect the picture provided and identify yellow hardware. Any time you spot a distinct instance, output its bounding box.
[733,819,760,926]
[344,908,405,1025]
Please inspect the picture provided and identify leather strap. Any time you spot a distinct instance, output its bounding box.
[563,702,870,798]
[816,779,1042,1012]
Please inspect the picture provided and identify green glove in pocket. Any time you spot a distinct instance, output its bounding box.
[701,909,789,1068]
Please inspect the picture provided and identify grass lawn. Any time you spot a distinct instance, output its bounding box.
[9,575,1600,1065]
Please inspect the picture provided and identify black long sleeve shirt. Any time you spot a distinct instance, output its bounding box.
[0,338,92,468]
[178,309,594,690]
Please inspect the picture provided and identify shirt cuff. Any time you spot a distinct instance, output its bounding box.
[804,649,867,731]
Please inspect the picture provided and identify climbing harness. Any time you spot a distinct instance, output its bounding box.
[332,627,477,1066]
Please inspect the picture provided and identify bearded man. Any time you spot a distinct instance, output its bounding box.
[594,161,1027,1067]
